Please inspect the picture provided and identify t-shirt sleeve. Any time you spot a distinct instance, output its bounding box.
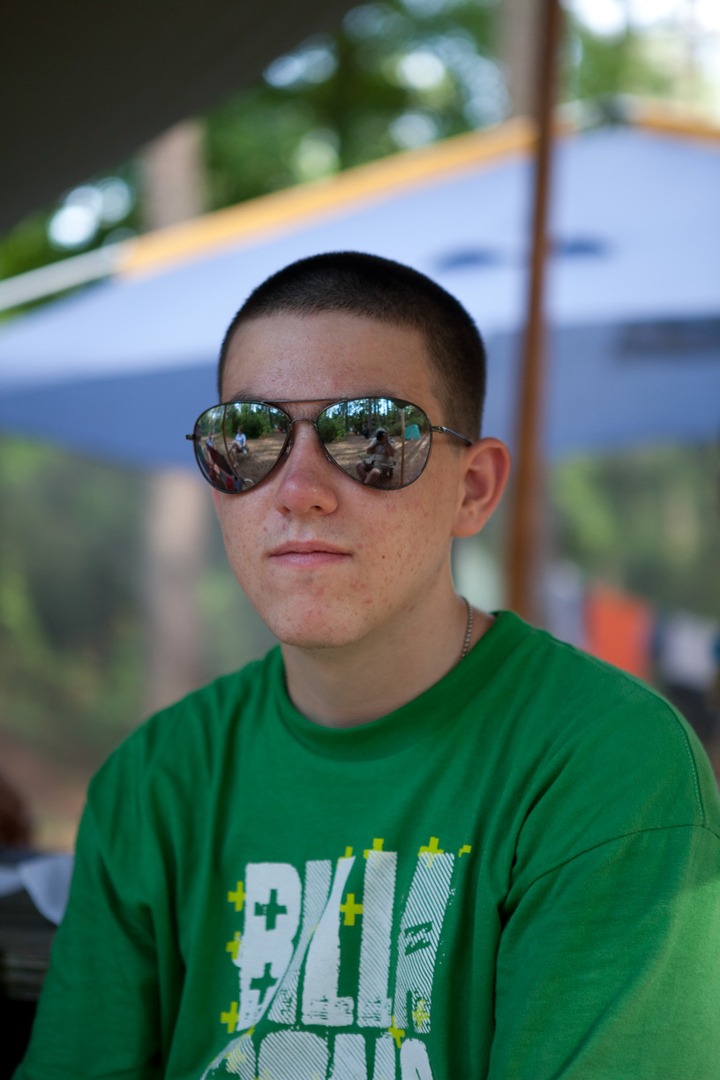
[488,822,720,1079]
[13,668,256,1080]
[14,769,167,1078]
[486,672,720,1080]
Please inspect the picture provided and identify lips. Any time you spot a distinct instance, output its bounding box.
[269,540,350,557]
[268,539,352,567]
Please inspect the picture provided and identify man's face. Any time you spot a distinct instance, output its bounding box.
[214,310,471,650]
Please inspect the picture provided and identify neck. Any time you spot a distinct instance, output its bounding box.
[281,590,494,728]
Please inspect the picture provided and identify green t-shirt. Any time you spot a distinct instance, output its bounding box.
[16,612,720,1079]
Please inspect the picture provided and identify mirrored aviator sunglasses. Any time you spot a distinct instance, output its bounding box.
[186,396,472,494]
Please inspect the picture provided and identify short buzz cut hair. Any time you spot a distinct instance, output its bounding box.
[217,251,487,438]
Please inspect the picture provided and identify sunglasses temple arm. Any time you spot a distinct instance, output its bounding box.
[431,425,473,447]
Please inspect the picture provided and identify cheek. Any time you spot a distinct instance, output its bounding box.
[371,492,446,570]
[215,504,261,575]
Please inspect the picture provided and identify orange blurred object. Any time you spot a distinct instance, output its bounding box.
[585,585,654,681]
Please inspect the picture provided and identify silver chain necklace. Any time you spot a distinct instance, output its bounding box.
[460,596,474,660]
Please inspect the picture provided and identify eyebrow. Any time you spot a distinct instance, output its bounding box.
[224,390,403,405]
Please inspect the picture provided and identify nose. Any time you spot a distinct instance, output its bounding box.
[273,420,340,516]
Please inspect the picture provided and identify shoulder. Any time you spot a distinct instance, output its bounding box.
[87,647,283,811]
[487,613,720,871]
[493,610,706,763]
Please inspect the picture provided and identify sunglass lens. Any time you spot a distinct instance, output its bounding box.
[193,403,288,492]
[319,398,432,489]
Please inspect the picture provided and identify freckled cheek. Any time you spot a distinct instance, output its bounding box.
[216,512,263,582]
[383,497,437,557]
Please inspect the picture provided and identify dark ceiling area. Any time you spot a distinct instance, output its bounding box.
[2,0,356,234]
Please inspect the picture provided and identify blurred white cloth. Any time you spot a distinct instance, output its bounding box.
[0,853,73,925]
[657,613,719,692]
[543,561,587,650]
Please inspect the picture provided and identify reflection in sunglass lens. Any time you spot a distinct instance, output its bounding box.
[191,397,433,493]
[317,398,432,490]
[192,403,289,492]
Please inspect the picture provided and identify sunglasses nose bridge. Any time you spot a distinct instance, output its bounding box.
[285,415,320,439]
[283,415,327,459]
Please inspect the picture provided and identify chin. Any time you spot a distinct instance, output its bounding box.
[274,625,355,651]
[264,608,363,652]
[278,632,343,651]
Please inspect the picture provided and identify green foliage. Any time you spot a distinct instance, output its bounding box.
[0,440,146,764]
[317,415,343,443]
[0,165,139,321]
[204,0,498,208]
[242,411,272,439]
[0,212,58,283]
[563,20,675,104]
[550,445,720,618]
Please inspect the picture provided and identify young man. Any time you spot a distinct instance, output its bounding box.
[16,253,720,1079]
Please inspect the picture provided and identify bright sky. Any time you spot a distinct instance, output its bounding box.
[568,0,720,36]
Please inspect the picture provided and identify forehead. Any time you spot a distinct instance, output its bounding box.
[221,310,440,406]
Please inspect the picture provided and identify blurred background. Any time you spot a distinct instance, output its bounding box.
[1,0,719,853]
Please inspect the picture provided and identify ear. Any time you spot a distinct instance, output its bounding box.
[452,437,511,539]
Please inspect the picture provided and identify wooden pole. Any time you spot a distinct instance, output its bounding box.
[140,121,209,713]
[506,0,564,622]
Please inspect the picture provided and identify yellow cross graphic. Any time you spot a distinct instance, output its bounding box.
[340,892,364,926]
[458,843,472,857]
[220,1000,239,1033]
[225,931,241,960]
[413,998,431,1029]
[388,1014,406,1048]
[364,837,385,858]
[227,881,246,911]
[340,845,354,860]
[418,836,444,860]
